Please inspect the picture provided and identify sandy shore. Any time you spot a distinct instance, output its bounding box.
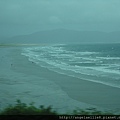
[0,46,120,114]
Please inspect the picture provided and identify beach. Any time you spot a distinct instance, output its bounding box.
[0,46,120,114]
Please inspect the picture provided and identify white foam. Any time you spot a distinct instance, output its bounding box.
[21,45,120,89]
[89,66,120,75]
[97,57,120,60]
[77,51,99,55]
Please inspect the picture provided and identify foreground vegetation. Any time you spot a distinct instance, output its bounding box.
[0,100,115,115]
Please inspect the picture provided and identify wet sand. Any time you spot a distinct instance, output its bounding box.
[0,46,120,113]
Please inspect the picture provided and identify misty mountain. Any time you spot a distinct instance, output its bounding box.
[1,29,120,44]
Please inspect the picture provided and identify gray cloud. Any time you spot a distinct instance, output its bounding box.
[0,0,120,36]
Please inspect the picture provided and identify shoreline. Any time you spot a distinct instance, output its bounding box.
[0,47,98,113]
[0,47,120,114]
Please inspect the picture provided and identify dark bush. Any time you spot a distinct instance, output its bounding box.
[0,100,57,115]
[0,100,116,115]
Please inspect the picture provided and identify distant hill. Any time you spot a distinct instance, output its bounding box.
[0,29,120,44]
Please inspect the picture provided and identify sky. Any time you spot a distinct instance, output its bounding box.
[0,0,120,37]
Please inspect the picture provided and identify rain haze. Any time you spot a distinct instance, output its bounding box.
[0,0,120,38]
[0,0,120,115]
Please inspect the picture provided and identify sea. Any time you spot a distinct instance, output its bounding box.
[21,43,120,88]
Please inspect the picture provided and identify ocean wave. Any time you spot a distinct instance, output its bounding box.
[21,44,120,88]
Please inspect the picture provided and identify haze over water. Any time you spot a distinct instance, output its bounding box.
[0,1,120,114]
[0,0,120,38]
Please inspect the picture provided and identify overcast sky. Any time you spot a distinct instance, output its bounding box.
[0,0,120,37]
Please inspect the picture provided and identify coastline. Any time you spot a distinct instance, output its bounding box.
[0,46,120,114]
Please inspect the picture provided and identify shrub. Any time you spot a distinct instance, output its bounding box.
[0,100,116,115]
[0,100,57,115]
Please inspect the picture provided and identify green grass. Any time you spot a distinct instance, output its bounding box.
[0,100,115,115]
